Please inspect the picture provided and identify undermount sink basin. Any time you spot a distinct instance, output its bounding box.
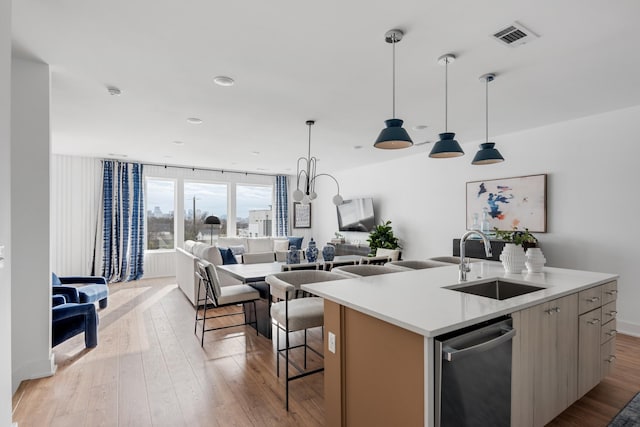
[446,280,545,300]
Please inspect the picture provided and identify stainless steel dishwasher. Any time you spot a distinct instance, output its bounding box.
[434,316,515,427]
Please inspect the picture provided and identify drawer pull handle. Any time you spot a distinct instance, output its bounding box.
[606,355,617,363]
[545,307,561,315]
[588,318,600,325]
[607,310,618,317]
[606,290,618,295]
[607,330,618,337]
[588,296,600,303]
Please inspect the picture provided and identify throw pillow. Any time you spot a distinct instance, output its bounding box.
[228,245,246,256]
[287,236,304,250]
[273,240,290,252]
[218,247,238,265]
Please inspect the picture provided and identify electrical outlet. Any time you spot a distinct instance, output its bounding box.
[328,331,336,354]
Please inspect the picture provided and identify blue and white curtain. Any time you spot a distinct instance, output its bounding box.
[99,160,145,282]
[275,175,289,236]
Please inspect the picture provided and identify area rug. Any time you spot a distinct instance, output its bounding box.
[609,392,640,426]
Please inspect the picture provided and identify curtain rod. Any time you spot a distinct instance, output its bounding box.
[103,158,282,178]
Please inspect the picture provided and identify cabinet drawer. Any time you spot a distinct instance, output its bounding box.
[601,318,617,344]
[602,281,618,305]
[601,338,617,379]
[579,286,602,314]
[602,301,618,324]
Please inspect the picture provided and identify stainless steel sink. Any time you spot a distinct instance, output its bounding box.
[446,280,545,300]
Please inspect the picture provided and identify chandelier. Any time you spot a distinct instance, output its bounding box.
[292,120,343,206]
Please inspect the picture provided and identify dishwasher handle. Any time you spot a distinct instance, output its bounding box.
[442,327,516,362]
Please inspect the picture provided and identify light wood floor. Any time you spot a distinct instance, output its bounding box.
[11,277,640,426]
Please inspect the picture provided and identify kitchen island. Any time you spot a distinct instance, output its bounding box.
[301,262,618,427]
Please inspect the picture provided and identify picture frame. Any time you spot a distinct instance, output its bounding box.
[293,202,311,228]
[466,174,547,233]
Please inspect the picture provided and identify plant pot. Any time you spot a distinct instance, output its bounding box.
[500,243,526,274]
[525,247,546,273]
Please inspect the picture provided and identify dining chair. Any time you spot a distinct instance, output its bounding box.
[281,262,321,272]
[324,258,358,271]
[265,270,346,410]
[375,248,401,261]
[331,264,400,278]
[359,255,392,265]
[385,259,451,271]
[194,260,260,347]
[242,252,276,264]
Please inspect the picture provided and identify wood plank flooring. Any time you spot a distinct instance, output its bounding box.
[11,276,640,426]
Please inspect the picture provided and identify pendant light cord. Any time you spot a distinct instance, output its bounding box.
[392,36,396,118]
[485,77,489,143]
[444,58,448,131]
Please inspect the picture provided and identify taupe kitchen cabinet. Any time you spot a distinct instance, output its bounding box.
[511,293,578,427]
[577,281,618,398]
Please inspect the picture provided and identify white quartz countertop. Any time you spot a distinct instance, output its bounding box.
[300,262,618,338]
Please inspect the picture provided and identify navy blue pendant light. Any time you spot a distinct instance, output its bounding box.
[472,73,505,165]
[429,54,464,158]
[374,29,413,149]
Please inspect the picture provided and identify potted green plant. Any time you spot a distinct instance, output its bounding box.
[367,220,401,256]
[493,227,538,250]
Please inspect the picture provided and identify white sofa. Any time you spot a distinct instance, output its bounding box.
[216,237,294,262]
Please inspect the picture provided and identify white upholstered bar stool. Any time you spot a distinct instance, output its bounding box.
[265,270,346,410]
[331,264,399,278]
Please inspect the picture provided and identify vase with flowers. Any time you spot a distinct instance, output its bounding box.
[494,227,540,274]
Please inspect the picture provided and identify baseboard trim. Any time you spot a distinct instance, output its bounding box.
[617,320,640,337]
[11,353,55,395]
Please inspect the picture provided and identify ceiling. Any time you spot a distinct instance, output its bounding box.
[11,0,640,175]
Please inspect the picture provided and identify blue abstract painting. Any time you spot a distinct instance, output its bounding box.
[466,174,547,232]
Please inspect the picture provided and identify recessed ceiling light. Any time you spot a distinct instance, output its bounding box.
[163,155,173,158]
[186,117,203,124]
[213,76,235,87]
[172,140,185,145]
[250,151,260,156]
[353,145,363,150]
[412,125,428,131]
[256,167,268,171]
[107,152,128,157]
[107,87,121,96]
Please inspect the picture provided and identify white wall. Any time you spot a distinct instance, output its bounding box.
[11,56,54,393]
[314,105,640,334]
[50,155,101,276]
[0,0,12,423]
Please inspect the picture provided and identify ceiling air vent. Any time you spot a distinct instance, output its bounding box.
[492,21,538,47]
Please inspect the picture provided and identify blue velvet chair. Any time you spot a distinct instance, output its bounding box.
[51,288,98,348]
[52,272,109,309]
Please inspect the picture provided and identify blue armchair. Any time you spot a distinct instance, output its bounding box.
[51,292,98,348]
[52,272,109,309]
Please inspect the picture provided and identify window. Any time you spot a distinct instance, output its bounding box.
[236,184,273,237]
[184,181,228,244]
[146,178,175,250]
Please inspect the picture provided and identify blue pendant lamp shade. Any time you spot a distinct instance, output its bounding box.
[374,29,413,149]
[375,119,412,148]
[472,73,505,165]
[429,54,464,158]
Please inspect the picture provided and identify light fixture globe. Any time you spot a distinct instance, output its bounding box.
[292,188,304,202]
[429,132,464,158]
[332,194,344,206]
[472,142,504,165]
[374,119,413,149]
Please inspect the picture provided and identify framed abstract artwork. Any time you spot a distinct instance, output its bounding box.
[466,174,547,232]
[293,202,311,228]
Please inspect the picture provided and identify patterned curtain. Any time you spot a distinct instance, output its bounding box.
[275,175,289,236]
[101,160,145,282]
